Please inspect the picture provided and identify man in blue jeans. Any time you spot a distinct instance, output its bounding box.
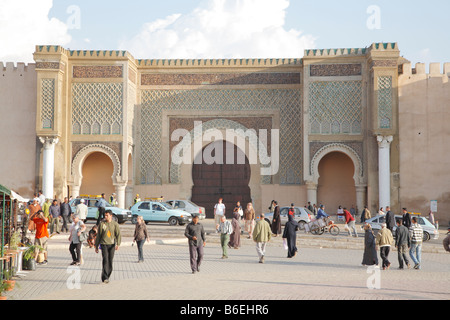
[409,216,423,269]
[95,193,108,225]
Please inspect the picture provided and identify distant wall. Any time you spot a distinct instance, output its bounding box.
[398,62,450,226]
[0,62,37,198]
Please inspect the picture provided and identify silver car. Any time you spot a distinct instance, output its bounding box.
[257,206,313,230]
[165,200,206,220]
[365,214,439,241]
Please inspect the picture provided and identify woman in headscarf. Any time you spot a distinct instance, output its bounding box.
[282,213,299,258]
[361,223,378,266]
[228,208,241,249]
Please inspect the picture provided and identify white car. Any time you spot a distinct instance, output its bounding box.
[257,206,313,230]
[165,200,206,220]
[365,214,439,241]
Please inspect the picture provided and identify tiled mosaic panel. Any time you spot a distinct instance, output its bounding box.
[309,81,362,135]
[140,89,302,185]
[41,79,55,129]
[377,76,393,129]
[72,83,123,135]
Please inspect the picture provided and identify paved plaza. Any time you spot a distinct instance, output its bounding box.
[4,220,450,301]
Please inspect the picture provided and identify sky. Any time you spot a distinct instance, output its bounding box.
[1,0,449,69]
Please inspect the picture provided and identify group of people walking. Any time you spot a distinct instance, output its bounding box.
[24,192,148,284]
[186,199,300,273]
[362,207,425,270]
[26,192,446,283]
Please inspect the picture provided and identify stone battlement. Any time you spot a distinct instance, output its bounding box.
[35,45,301,67]
[136,58,302,67]
[35,45,133,60]
[400,62,450,77]
[304,47,367,57]
[0,62,35,74]
[304,43,399,58]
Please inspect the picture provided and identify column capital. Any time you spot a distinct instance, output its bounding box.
[305,180,318,190]
[39,136,59,148]
[376,135,393,148]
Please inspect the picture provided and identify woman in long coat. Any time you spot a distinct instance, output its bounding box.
[271,202,282,236]
[361,223,378,266]
[228,209,241,249]
[282,214,299,258]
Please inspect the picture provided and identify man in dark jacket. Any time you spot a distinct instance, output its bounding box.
[395,219,411,269]
[60,197,72,233]
[271,201,281,236]
[402,208,411,229]
[185,215,206,274]
[385,206,396,231]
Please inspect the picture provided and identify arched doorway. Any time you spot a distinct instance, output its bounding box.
[79,152,115,196]
[317,152,356,214]
[191,140,251,218]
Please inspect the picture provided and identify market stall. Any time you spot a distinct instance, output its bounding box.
[0,184,29,298]
[0,184,12,286]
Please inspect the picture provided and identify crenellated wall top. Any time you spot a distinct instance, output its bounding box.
[399,62,450,77]
[0,62,35,73]
[136,58,302,68]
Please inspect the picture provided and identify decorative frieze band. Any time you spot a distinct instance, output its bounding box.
[36,62,60,70]
[141,72,301,86]
[371,60,397,68]
[310,64,362,77]
[73,65,123,79]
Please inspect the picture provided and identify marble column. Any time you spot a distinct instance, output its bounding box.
[39,137,59,199]
[71,185,80,199]
[114,184,127,209]
[355,185,367,216]
[377,135,393,209]
[306,181,318,207]
[125,185,134,209]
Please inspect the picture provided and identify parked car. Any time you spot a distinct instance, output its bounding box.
[69,197,132,224]
[365,214,439,241]
[131,201,192,226]
[165,200,206,220]
[256,206,313,230]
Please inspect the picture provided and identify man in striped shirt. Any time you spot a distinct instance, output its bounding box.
[409,216,423,270]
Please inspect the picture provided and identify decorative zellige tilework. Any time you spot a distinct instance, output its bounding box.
[377,76,393,129]
[41,79,55,129]
[140,89,302,185]
[72,83,123,135]
[309,81,362,135]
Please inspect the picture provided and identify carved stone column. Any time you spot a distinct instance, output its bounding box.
[355,185,367,216]
[306,181,318,207]
[114,183,127,209]
[39,136,59,199]
[377,135,393,209]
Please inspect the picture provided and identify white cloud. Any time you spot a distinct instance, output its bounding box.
[0,0,71,62]
[120,0,316,59]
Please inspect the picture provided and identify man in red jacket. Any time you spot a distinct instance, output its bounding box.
[344,207,358,237]
[31,209,49,265]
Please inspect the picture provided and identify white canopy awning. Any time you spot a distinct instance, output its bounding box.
[10,190,30,203]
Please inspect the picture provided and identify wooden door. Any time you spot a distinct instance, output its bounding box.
[191,141,251,218]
